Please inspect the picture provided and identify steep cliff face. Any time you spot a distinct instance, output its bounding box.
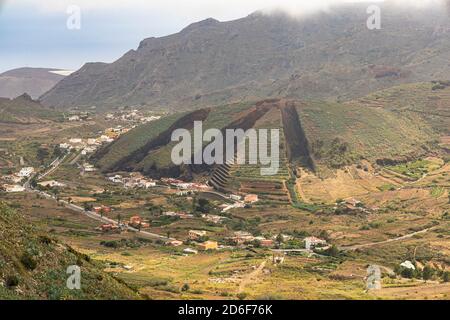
[41,3,450,110]
[280,102,315,171]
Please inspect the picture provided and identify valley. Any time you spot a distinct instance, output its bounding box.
[1,81,448,300]
[1,1,449,302]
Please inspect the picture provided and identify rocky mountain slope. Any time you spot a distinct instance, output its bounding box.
[41,3,450,110]
[0,94,63,124]
[0,68,68,99]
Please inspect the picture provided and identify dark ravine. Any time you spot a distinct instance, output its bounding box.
[280,101,315,171]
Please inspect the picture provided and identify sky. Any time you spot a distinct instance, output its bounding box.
[0,0,445,73]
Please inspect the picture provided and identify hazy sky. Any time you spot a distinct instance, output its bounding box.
[0,0,445,73]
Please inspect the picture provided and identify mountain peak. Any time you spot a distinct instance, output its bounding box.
[16,92,33,101]
[181,18,220,33]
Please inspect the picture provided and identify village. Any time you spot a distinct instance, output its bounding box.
[0,135,333,257]
[0,102,448,300]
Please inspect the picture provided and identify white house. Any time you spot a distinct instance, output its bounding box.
[3,184,25,193]
[59,143,72,150]
[142,181,156,188]
[400,261,416,270]
[38,180,66,188]
[87,138,99,146]
[183,248,198,255]
[230,194,242,201]
[18,167,34,178]
[81,146,97,155]
[69,138,83,144]
[83,163,96,172]
[68,115,80,121]
[304,237,327,250]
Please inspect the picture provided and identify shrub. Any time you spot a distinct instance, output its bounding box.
[422,266,435,281]
[442,271,450,283]
[237,292,247,300]
[21,252,38,270]
[181,283,190,292]
[6,275,19,288]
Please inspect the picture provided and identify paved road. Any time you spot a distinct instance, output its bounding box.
[37,153,69,180]
[200,190,234,201]
[32,189,173,241]
[24,156,174,242]
[339,227,436,251]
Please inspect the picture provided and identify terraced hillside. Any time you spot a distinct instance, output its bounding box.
[353,82,450,136]
[94,89,447,200]
[210,103,292,204]
[296,100,440,174]
[0,202,140,300]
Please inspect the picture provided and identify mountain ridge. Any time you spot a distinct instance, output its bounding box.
[0,67,68,100]
[41,3,450,110]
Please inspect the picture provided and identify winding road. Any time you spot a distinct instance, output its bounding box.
[24,154,173,242]
[339,226,437,251]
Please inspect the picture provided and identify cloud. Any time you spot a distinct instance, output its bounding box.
[11,0,447,20]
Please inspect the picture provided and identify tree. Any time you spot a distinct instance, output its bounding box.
[196,198,211,213]
[30,178,37,189]
[400,267,415,279]
[319,230,330,241]
[181,283,190,292]
[237,292,247,300]
[442,271,450,283]
[422,266,435,281]
[36,147,49,164]
[52,145,63,158]
[323,245,340,257]
[84,203,93,212]
[276,234,284,246]
[166,231,171,239]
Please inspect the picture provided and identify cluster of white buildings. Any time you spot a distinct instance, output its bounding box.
[37,180,66,188]
[1,167,35,193]
[108,173,156,189]
[304,237,328,251]
[201,214,227,224]
[161,178,211,192]
[105,110,161,124]
[60,126,131,158]
[60,138,102,156]
[66,112,90,122]
[163,211,194,219]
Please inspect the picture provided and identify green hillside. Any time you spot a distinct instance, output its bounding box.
[353,82,450,135]
[93,84,448,191]
[0,94,63,124]
[94,101,257,176]
[0,202,140,300]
